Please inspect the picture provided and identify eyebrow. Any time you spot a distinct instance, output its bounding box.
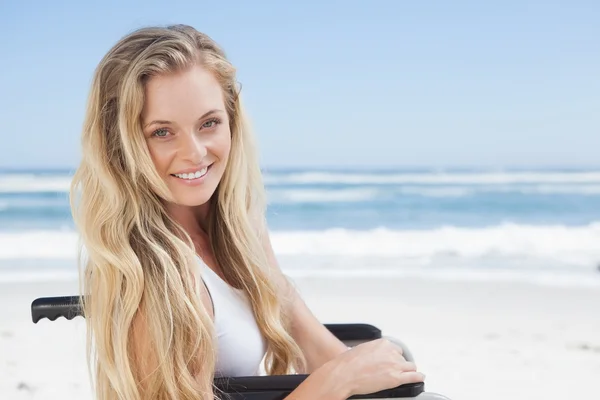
[143,109,224,129]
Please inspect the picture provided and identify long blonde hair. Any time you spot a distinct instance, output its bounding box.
[70,24,305,399]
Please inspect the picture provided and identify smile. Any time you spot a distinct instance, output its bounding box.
[170,165,211,182]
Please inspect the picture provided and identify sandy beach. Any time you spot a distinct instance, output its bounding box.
[1,275,599,400]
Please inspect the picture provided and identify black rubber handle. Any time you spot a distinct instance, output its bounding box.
[31,295,83,323]
[324,323,382,341]
[214,375,424,399]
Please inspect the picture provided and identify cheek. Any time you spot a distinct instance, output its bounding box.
[217,130,232,159]
[223,135,232,158]
[146,142,171,175]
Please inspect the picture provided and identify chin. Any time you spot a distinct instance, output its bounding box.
[171,191,215,207]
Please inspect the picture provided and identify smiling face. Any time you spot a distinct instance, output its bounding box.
[141,64,232,209]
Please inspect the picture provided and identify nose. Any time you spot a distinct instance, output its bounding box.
[179,132,207,164]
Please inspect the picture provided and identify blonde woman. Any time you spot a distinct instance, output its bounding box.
[70,24,425,399]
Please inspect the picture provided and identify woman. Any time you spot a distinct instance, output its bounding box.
[70,24,424,399]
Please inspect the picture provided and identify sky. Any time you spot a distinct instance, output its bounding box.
[1,0,598,169]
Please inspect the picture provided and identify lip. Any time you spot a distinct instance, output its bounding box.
[170,164,213,186]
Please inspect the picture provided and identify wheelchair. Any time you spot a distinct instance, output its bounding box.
[31,296,451,399]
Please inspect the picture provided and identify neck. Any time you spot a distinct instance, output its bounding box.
[166,201,211,237]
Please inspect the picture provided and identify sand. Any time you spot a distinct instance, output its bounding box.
[1,276,599,399]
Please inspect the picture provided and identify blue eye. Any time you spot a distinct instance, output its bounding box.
[152,128,169,137]
[202,118,221,129]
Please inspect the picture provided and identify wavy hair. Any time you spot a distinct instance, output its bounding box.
[70,24,305,400]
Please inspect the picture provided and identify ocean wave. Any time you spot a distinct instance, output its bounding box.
[509,184,600,195]
[271,223,600,268]
[0,174,71,193]
[4,171,600,194]
[267,188,380,203]
[397,184,600,198]
[398,187,473,197]
[266,184,600,202]
[264,171,600,185]
[2,223,599,268]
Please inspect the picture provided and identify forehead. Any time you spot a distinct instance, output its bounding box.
[142,64,225,122]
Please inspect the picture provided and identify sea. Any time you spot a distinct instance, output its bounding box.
[1,167,600,287]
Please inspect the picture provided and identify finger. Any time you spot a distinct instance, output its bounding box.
[395,371,426,385]
[399,361,417,372]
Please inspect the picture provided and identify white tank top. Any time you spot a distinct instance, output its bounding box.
[197,257,267,377]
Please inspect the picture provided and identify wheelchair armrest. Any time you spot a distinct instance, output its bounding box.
[324,323,382,341]
[214,375,424,399]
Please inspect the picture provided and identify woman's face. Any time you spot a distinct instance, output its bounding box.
[141,64,231,208]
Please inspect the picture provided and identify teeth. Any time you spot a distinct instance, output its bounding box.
[174,167,208,180]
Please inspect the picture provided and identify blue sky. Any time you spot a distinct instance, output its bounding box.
[1,0,598,169]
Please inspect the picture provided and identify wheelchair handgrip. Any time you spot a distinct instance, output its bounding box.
[31,295,82,323]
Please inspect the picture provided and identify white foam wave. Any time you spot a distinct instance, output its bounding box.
[2,224,600,287]
[268,188,380,203]
[270,185,600,200]
[512,184,600,195]
[264,171,600,185]
[397,184,600,198]
[0,174,71,193]
[2,223,600,268]
[399,187,473,197]
[270,223,600,267]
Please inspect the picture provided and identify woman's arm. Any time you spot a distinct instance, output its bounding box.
[283,359,352,400]
[286,285,350,372]
[284,337,425,400]
[253,219,425,398]
[258,226,349,373]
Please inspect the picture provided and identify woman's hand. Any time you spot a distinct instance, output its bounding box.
[325,338,425,397]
